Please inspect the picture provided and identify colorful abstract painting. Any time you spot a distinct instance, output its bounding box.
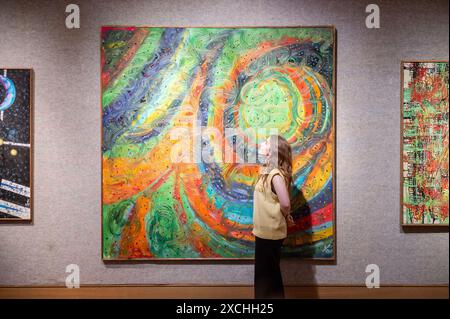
[0,69,32,221]
[401,61,449,225]
[101,26,336,260]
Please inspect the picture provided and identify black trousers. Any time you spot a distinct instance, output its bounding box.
[254,235,285,299]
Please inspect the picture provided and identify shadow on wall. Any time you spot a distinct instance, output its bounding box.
[282,187,319,299]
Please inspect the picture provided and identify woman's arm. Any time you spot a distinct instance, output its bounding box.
[272,174,291,217]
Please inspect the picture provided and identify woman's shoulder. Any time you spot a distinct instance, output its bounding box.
[269,167,282,176]
[260,167,283,179]
[269,167,287,182]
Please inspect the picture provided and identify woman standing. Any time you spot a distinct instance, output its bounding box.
[252,134,295,299]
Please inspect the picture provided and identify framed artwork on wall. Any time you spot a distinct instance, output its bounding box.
[401,61,449,226]
[0,68,33,222]
[101,26,336,260]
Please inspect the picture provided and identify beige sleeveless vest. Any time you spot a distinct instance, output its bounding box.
[252,167,287,240]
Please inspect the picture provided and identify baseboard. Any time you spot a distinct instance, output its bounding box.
[0,284,447,299]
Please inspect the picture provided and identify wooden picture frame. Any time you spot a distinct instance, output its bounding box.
[400,60,449,227]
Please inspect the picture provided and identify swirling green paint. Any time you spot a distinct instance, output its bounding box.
[102,195,139,258]
[146,175,195,258]
[102,28,165,108]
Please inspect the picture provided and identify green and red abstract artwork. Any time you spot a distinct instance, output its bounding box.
[401,61,449,225]
[101,26,336,260]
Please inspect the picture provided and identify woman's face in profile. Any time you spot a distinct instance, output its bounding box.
[258,137,271,157]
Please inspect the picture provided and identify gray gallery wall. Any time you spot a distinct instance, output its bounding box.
[0,0,448,286]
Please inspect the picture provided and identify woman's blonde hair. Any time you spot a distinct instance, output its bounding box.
[254,134,293,192]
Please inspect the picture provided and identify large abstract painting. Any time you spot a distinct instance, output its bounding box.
[0,68,32,221]
[101,26,336,260]
[401,61,449,226]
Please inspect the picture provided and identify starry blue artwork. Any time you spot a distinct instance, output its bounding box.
[0,69,32,221]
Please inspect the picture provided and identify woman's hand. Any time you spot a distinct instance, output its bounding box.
[285,214,295,227]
